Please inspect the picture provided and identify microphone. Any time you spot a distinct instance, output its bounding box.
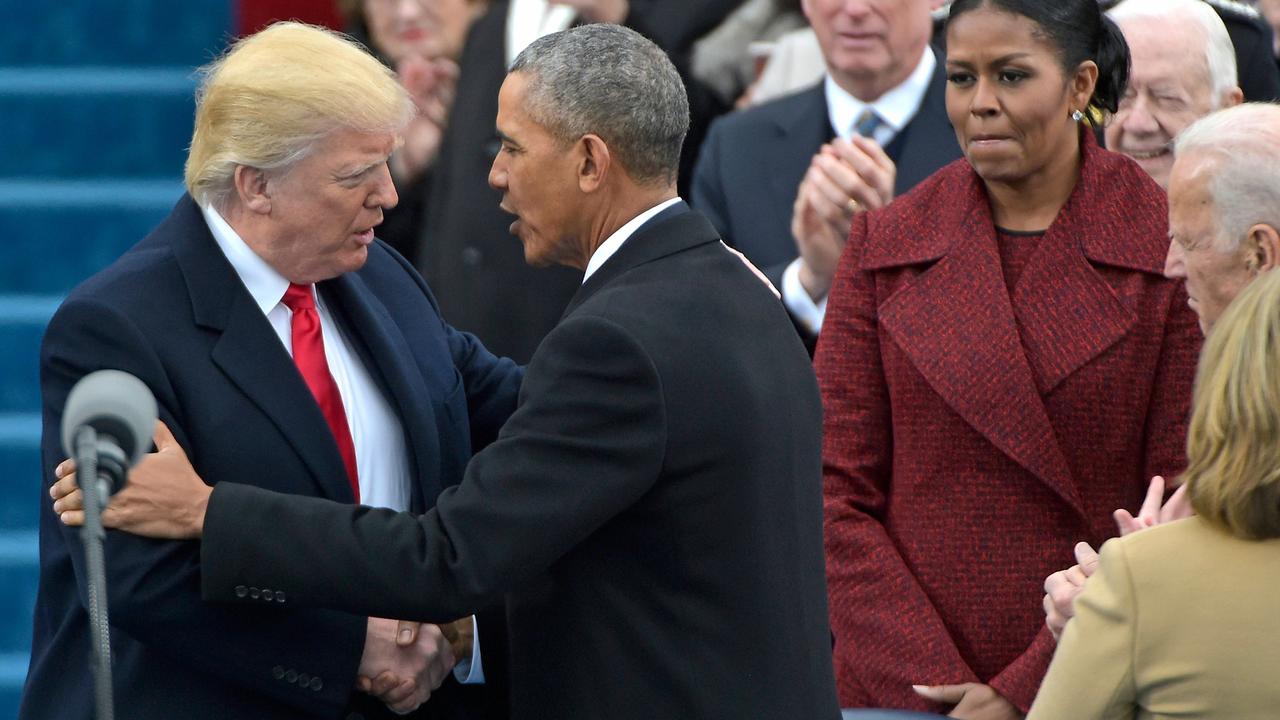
[61,369,157,494]
[59,369,157,720]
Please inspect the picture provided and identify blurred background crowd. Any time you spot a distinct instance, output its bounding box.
[4,0,1280,717]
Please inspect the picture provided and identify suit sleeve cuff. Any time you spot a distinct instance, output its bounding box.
[781,257,828,332]
[452,615,485,684]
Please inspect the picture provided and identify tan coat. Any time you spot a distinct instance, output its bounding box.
[1030,516,1280,719]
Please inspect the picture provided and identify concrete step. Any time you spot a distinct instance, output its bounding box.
[2,0,232,67]
[0,650,30,720]
[0,69,197,179]
[0,298,58,415]
[0,414,42,531]
[0,532,39,658]
[0,181,181,294]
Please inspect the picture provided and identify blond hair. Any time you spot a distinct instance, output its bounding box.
[184,21,414,210]
[1184,268,1280,539]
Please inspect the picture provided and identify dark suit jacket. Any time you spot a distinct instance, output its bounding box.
[691,56,962,276]
[815,137,1200,712]
[21,195,522,720]
[197,205,842,720]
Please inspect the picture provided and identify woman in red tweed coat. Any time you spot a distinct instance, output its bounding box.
[814,0,1200,716]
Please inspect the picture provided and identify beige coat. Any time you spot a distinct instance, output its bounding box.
[1030,516,1280,719]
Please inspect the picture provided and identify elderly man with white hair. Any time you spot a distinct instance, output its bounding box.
[1105,0,1243,188]
[1041,103,1280,654]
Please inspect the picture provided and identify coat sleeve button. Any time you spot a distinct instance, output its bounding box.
[234,585,248,598]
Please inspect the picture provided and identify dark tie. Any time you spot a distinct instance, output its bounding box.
[854,107,883,139]
[281,283,360,502]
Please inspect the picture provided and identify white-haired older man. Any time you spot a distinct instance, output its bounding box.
[1043,103,1280,641]
[1105,0,1243,188]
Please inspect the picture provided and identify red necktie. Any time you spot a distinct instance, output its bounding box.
[281,283,360,502]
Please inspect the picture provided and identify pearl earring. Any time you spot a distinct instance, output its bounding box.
[1071,109,1085,122]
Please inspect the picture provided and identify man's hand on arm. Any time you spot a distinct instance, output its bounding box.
[913,683,1023,720]
[51,420,210,539]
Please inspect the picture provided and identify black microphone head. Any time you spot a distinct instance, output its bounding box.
[61,370,158,467]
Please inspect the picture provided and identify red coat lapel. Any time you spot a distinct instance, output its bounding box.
[870,176,1083,515]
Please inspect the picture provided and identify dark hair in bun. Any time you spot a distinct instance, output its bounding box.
[947,0,1131,114]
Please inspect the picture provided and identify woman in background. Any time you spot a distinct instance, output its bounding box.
[816,0,1200,716]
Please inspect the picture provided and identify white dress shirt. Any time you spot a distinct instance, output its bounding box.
[783,46,937,332]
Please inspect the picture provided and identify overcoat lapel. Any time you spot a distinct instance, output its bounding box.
[877,204,1083,515]
[562,202,721,318]
[1010,209,1134,396]
[869,136,1148,515]
[322,272,445,503]
[168,195,353,502]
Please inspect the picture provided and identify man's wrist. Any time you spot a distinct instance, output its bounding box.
[796,260,830,302]
[190,482,213,538]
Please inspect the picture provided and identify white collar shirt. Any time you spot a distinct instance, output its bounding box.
[824,44,936,146]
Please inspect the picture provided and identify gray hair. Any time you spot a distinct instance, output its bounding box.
[1109,0,1238,106]
[509,24,689,185]
[1174,103,1280,251]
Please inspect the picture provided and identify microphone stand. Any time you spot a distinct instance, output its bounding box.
[76,425,122,720]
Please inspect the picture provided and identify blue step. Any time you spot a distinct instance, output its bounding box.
[0,414,43,533]
[0,69,197,179]
[0,650,30,720]
[1,1,233,68]
[0,182,182,294]
[0,533,39,657]
[0,298,58,415]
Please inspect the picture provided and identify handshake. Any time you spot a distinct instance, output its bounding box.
[357,616,475,714]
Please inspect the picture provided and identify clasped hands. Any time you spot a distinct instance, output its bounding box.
[1043,475,1193,639]
[791,136,896,302]
[359,616,474,713]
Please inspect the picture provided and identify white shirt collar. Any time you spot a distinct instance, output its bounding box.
[825,45,936,142]
[582,197,683,283]
[200,204,294,315]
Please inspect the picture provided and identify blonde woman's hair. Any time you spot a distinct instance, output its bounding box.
[1184,268,1280,539]
[184,21,414,210]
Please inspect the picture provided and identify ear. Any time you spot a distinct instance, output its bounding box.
[1069,60,1099,115]
[577,134,611,194]
[233,165,272,215]
[1248,223,1280,274]
[1221,86,1244,109]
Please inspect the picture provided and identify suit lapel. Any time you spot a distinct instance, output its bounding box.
[873,177,1084,515]
[321,272,445,503]
[767,84,832,240]
[168,195,356,502]
[891,55,962,195]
